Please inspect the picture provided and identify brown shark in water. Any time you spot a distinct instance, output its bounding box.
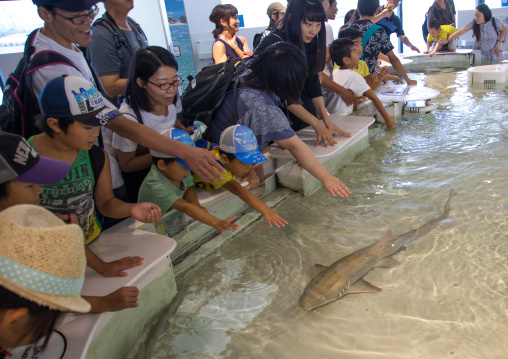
[299,189,456,311]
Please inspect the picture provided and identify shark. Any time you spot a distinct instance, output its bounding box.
[299,189,456,311]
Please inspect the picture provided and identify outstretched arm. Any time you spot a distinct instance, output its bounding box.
[311,96,351,139]
[399,35,420,53]
[84,287,139,313]
[106,116,225,182]
[438,25,469,45]
[172,197,238,233]
[94,152,162,222]
[364,89,395,129]
[287,103,337,148]
[386,51,416,86]
[223,180,287,228]
[275,136,350,198]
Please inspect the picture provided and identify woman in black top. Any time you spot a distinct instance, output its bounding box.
[209,4,250,64]
[255,0,352,147]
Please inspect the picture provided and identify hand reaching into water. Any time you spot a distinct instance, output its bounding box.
[262,208,288,228]
[322,175,350,198]
[212,216,239,234]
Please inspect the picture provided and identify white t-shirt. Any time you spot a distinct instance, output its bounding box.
[325,68,371,115]
[113,102,177,153]
[32,30,95,99]
[32,30,124,188]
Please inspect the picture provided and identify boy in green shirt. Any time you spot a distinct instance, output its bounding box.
[193,125,287,228]
[138,128,239,234]
[30,75,163,312]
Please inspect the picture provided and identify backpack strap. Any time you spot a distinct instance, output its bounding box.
[492,17,499,35]
[232,77,240,124]
[127,16,147,48]
[88,145,106,185]
[27,51,80,75]
[92,16,129,60]
[131,106,144,125]
[361,24,381,60]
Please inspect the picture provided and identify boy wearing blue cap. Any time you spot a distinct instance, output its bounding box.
[138,128,239,234]
[28,75,163,313]
[193,125,288,228]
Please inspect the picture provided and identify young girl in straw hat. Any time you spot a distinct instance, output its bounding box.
[0,205,90,355]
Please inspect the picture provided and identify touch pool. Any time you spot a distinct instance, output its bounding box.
[149,68,508,359]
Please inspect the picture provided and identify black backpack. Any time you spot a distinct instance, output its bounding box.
[422,8,441,43]
[0,29,79,138]
[180,57,248,128]
[253,32,263,50]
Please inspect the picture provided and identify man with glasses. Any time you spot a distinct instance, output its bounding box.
[375,0,420,53]
[88,0,148,108]
[27,0,225,187]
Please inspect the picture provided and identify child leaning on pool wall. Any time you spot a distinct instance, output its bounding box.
[424,20,457,57]
[337,27,394,92]
[138,128,239,234]
[0,132,139,314]
[28,75,163,313]
[326,38,396,130]
[0,205,90,354]
[193,125,288,228]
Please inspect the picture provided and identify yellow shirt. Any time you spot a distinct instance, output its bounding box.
[427,25,457,42]
[333,60,370,77]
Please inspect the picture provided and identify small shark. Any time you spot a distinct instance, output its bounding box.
[299,190,456,311]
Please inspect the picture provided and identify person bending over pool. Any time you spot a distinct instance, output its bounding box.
[255,0,353,147]
[326,38,395,130]
[208,42,350,198]
[424,19,457,56]
[193,125,288,229]
[138,129,239,234]
[438,4,506,63]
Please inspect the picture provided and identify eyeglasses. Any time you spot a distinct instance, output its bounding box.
[52,6,99,25]
[147,77,184,90]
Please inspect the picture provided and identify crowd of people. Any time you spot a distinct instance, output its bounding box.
[0,0,506,354]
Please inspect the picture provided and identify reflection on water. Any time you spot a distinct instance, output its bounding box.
[151,69,508,358]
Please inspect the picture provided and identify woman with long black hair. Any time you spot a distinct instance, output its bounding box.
[208,42,350,198]
[255,0,354,147]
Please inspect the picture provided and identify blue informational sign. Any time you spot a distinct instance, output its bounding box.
[503,0,508,7]
[238,14,245,28]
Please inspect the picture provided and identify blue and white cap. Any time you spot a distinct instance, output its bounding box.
[219,125,267,164]
[149,128,195,170]
[40,75,120,127]
[0,205,90,313]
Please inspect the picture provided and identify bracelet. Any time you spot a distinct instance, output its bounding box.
[497,40,501,44]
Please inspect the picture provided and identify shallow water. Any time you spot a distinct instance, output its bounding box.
[151,69,508,359]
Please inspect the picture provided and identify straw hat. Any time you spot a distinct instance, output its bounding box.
[0,205,90,313]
